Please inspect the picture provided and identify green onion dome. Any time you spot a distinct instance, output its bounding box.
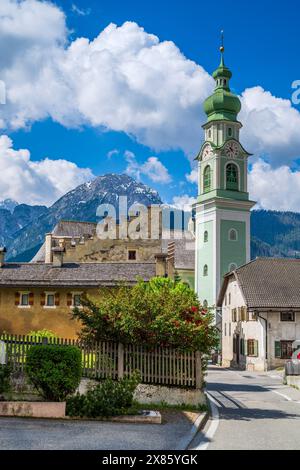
[204,54,241,123]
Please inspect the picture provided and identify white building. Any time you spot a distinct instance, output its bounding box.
[218,258,300,371]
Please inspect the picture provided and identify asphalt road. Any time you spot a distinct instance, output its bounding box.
[190,365,300,450]
[0,410,196,450]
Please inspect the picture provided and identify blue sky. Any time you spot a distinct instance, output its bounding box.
[1,0,300,210]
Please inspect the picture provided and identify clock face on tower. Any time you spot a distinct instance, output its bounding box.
[225,141,239,158]
[202,144,212,160]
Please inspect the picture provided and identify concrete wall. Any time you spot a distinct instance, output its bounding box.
[79,379,205,407]
[286,375,300,390]
[0,287,101,338]
[61,237,162,264]
[222,277,300,371]
[222,277,266,371]
[266,311,300,369]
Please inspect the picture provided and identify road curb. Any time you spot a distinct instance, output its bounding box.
[175,411,209,450]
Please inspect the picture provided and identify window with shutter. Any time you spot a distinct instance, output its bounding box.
[15,292,20,306]
[40,293,46,307]
[275,341,281,358]
[29,292,34,306]
[254,340,258,357]
[247,339,258,357]
[67,293,73,307]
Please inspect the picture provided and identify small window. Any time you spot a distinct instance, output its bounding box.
[228,293,231,305]
[231,308,237,322]
[73,294,81,307]
[275,340,293,359]
[229,229,238,241]
[203,265,208,276]
[224,323,227,336]
[204,231,208,243]
[280,311,295,322]
[46,294,55,307]
[229,323,231,336]
[247,339,258,357]
[208,129,212,138]
[224,295,227,306]
[228,127,232,136]
[20,293,29,306]
[128,250,137,260]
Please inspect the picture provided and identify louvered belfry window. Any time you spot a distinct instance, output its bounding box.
[203,166,212,193]
[226,163,238,190]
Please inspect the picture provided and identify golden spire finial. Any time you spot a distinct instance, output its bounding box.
[220,30,224,53]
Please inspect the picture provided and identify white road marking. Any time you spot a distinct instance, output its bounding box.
[176,412,208,451]
[194,392,220,451]
[270,389,292,401]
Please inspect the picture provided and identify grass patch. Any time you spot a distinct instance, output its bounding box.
[130,400,208,413]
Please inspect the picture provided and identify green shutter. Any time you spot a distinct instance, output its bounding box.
[244,339,248,356]
[240,339,244,355]
[275,341,281,358]
[254,340,258,357]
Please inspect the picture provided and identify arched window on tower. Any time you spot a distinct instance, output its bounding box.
[204,231,208,243]
[229,228,238,241]
[203,165,212,193]
[226,163,239,191]
[229,263,237,272]
[203,264,208,277]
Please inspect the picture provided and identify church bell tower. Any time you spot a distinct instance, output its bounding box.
[195,40,256,309]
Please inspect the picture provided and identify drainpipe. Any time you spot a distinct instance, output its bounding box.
[257,313,268,362]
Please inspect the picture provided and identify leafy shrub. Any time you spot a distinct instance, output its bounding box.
[27,329,58,340]
[72,277,218,353]
[66,372,140,418]
[0,365,11,396]
[26,345,82,401]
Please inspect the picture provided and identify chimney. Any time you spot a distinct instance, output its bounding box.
[52,246,65,267]
[45,233,53,263]
[0,247,7,267]
[155,253,168,277]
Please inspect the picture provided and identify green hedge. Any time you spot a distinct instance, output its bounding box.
[66,372,140,418]
[0,365,11,395]
[26,345,82,401]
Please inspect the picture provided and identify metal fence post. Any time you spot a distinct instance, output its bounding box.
[118,343,124,380]
[195,351,203,389]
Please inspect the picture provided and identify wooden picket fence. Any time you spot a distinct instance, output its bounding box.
[0,334,202,389]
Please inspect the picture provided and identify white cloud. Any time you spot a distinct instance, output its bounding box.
[172,194,196,211]
[186,168,198,184]
[1,0,300,206]
[107,149,119,159]
[0,135,93,206]
[71,4,91,16]
[0,2,213,154]
[125,151,171,183]
[249,159,300,211]
[240,87,300,166]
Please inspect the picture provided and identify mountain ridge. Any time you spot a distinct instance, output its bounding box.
[1,173,300,262]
